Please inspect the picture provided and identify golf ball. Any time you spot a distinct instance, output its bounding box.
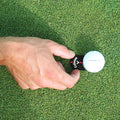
[83,51,105,73]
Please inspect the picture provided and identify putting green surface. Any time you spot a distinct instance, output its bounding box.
[0,0,120,119]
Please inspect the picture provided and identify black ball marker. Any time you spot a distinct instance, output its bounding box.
[70,55,85,70]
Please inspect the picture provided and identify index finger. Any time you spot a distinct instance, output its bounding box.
[59,69,80,88]
[45,56,80,88]
[53,62,80,88]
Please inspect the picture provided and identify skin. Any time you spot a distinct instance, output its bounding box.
[0,37,80,90]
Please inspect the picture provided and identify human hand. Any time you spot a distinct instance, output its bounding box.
[3,37,80,90]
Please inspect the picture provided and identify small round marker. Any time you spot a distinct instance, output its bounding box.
[70,55,85,70]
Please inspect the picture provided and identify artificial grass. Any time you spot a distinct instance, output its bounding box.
[0,0,120,120]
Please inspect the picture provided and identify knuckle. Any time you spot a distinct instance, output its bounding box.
[29,84,40,90]
[39,84,46,88]
[46,40,55,46]
[61,45,68,51]
[46,39,53,43]
[18,83,29,90]
[67,83,74,88]
[21,87,29,90]
[60,87,66,91]
[38,81,46,88]
[30,87,38,90]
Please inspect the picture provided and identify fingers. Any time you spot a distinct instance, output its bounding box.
[15,77,29,89]
[8,69,29,89]
[7,60,80,90]
[44,60,80,89]
[45,69,80,89]
[71,70,80,81]
[6,64,39,90]
[58,69,80,88]
[57,61,65,71]
[47,41,75,59]
[28,68,80,90]
[46,61,80,89]
[8,67,80,90]
[29,74,67,90]
[43,80,67,90]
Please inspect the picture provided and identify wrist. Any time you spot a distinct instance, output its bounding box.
[0,37,12,65]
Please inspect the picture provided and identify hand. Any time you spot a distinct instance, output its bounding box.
[4,37,80,90]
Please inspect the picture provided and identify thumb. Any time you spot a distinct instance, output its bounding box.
[48,41,75,59]
[71,70,80,81]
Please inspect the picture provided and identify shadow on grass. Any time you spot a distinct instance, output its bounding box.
[75,34,99,55]
[0,1,63,44]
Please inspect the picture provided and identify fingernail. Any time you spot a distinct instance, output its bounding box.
[71,70,80,78]
[69,50,75,56]
[72,70,79,74]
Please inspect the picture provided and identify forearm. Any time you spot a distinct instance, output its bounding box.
[0,37,9,65]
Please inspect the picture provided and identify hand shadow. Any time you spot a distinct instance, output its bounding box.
[0,3,63,43]
[74,34,99,55]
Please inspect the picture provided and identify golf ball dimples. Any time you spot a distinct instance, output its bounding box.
[83,51,105,73]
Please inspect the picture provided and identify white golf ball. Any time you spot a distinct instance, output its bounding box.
[83,51,105,73]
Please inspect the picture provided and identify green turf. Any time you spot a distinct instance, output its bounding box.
[0,0,120,120]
